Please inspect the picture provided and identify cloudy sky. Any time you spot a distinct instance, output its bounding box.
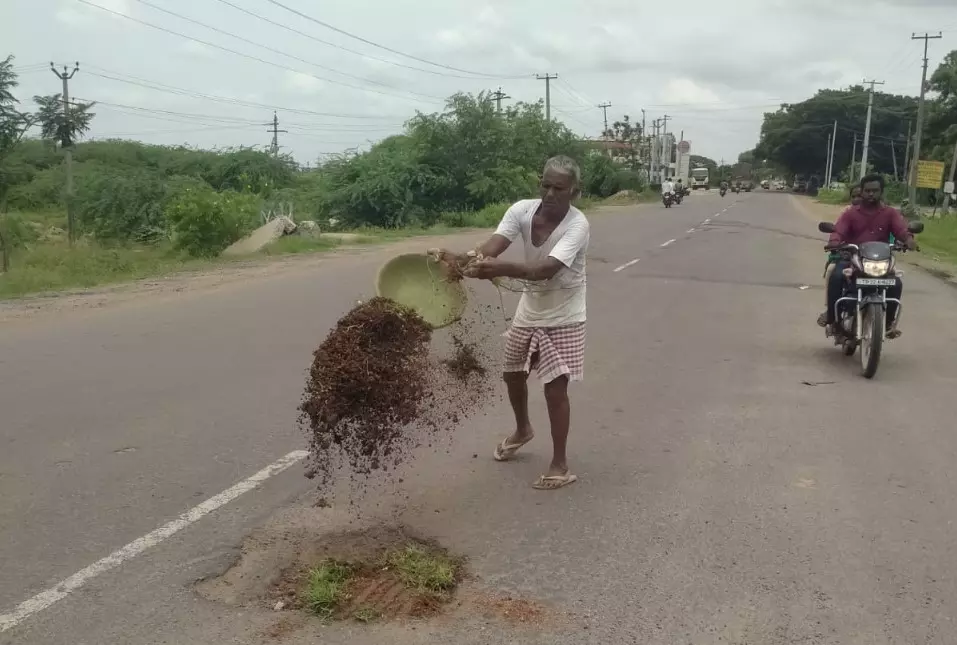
[3,0,956,165]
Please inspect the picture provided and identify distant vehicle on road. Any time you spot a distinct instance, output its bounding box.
[793,176,808,193]
[761,180,770,190]
[690,167,710,190]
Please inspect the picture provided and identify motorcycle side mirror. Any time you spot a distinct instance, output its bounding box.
[907,221,925,234]
[818,222,836,233]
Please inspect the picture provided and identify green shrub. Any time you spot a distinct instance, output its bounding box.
[0,212,38,249]
[164,186,261,257]
[581,152,644,198]
[816,188,849,205]
[438,202,508,228]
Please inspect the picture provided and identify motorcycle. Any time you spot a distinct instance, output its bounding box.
[674,189,684,205]
[818,220,923,378]
[719,187,727,197]
[662,192,674,208]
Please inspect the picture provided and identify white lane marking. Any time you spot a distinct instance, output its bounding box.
[0,450,310,633]
[703,218,711,224]
[687,228,696,233]
[660,239,676,248]
[613,258,640,272]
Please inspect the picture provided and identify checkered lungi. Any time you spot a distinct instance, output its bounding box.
[503,323,586,383]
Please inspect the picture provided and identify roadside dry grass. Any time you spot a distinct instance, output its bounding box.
[1,194,653,300]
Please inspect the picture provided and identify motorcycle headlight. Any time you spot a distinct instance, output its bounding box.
[862,259,890,277]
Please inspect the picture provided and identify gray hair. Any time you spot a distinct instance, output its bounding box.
[543,155,581,186]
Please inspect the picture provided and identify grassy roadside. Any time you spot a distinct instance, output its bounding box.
[0,192,655,299]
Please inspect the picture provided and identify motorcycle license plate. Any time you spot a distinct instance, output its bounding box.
[856,278,896,286]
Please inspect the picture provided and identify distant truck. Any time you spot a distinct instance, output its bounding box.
[690,166,710,190]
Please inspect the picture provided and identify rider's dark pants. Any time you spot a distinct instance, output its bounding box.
[826,261,903,325]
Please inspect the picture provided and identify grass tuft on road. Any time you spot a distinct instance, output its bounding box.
[384,544,460,594]
[302,561,355,620]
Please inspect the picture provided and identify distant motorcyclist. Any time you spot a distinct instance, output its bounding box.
[818,174,915,338]
[675,178,685,196]
[661,178,675,196]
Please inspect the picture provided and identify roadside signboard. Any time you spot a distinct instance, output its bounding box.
[677,140,691,154]
[916,160,945,189]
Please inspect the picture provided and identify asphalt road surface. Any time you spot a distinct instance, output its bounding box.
[4,191,957,644]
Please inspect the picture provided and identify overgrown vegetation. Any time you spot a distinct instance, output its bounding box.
[1,56,646,296]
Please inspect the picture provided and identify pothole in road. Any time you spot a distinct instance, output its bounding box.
[195,524,553,631]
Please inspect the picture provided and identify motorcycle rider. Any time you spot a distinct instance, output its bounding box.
[818,174,915,338]
[675,178,685,196]
[821,185,863,315]
[661,177,675,200]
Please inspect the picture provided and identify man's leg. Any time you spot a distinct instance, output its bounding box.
[886,277,903,337]
[503,371,534,445]
[542,375,570,478]
[826,262,847,326]
[819,263,836,326]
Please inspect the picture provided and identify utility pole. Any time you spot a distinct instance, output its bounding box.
[943,139,957,214]
[908,32,943,205]
[903,120,912,182]
[827,119,837,189]
[50,62,79,246]
[859,79,885,179]
[265,111,287,157]
[649,119,661,183]
[597,102,612,135]
[850,133,858,183]
[825,132,832,186]
[890,139,899,180]
[490,87,510,114]
[640,108,648,179]
[535,73,558,121]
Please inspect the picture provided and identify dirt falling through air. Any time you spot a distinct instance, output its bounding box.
[299,296,497,493]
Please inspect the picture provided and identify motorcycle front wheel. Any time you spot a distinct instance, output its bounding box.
[860,303,884,379]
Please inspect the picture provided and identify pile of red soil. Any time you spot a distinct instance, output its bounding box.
[300,297,495,488]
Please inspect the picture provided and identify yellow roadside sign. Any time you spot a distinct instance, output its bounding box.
[916,160,945,189]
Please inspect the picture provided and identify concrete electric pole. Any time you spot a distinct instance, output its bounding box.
[597,102,612,135]
[908,32,942,205]
[265,111,287,157]
[859,79,884,179]
[50,62,79,246]
[490,87,510,114]
[535,73,558,121]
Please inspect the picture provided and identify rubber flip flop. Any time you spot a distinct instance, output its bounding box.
[532,474,578,490]
[493,436,533,462]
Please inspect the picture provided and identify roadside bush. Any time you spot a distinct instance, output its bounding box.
[816,188,848,205]
[0,212,37,249]
[164,186,261,257]
[438,202,508,228]
[582,152,645,198]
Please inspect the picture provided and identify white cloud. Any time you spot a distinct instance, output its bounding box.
[55,0,132,26]
[283,71,323,96]
[178,41,214,59]
[659,79,723,106]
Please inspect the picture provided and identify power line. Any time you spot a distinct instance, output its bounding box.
[84,67,405,120]
[74,0,444,105]
[126,0,445,101]
[211,0,516,80]
[263,0,515,79]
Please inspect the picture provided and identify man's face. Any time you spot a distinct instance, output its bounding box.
[861,181,882,205]
[540,168,575,215]
[850,188,863,206]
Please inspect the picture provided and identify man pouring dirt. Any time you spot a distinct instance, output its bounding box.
[431,155,588,491]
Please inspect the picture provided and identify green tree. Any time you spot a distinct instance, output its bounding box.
[925,49,957,160]
[34,94,95,147]
[1,55,37,271]
[602,114,643,169]
[754,88,917,178]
